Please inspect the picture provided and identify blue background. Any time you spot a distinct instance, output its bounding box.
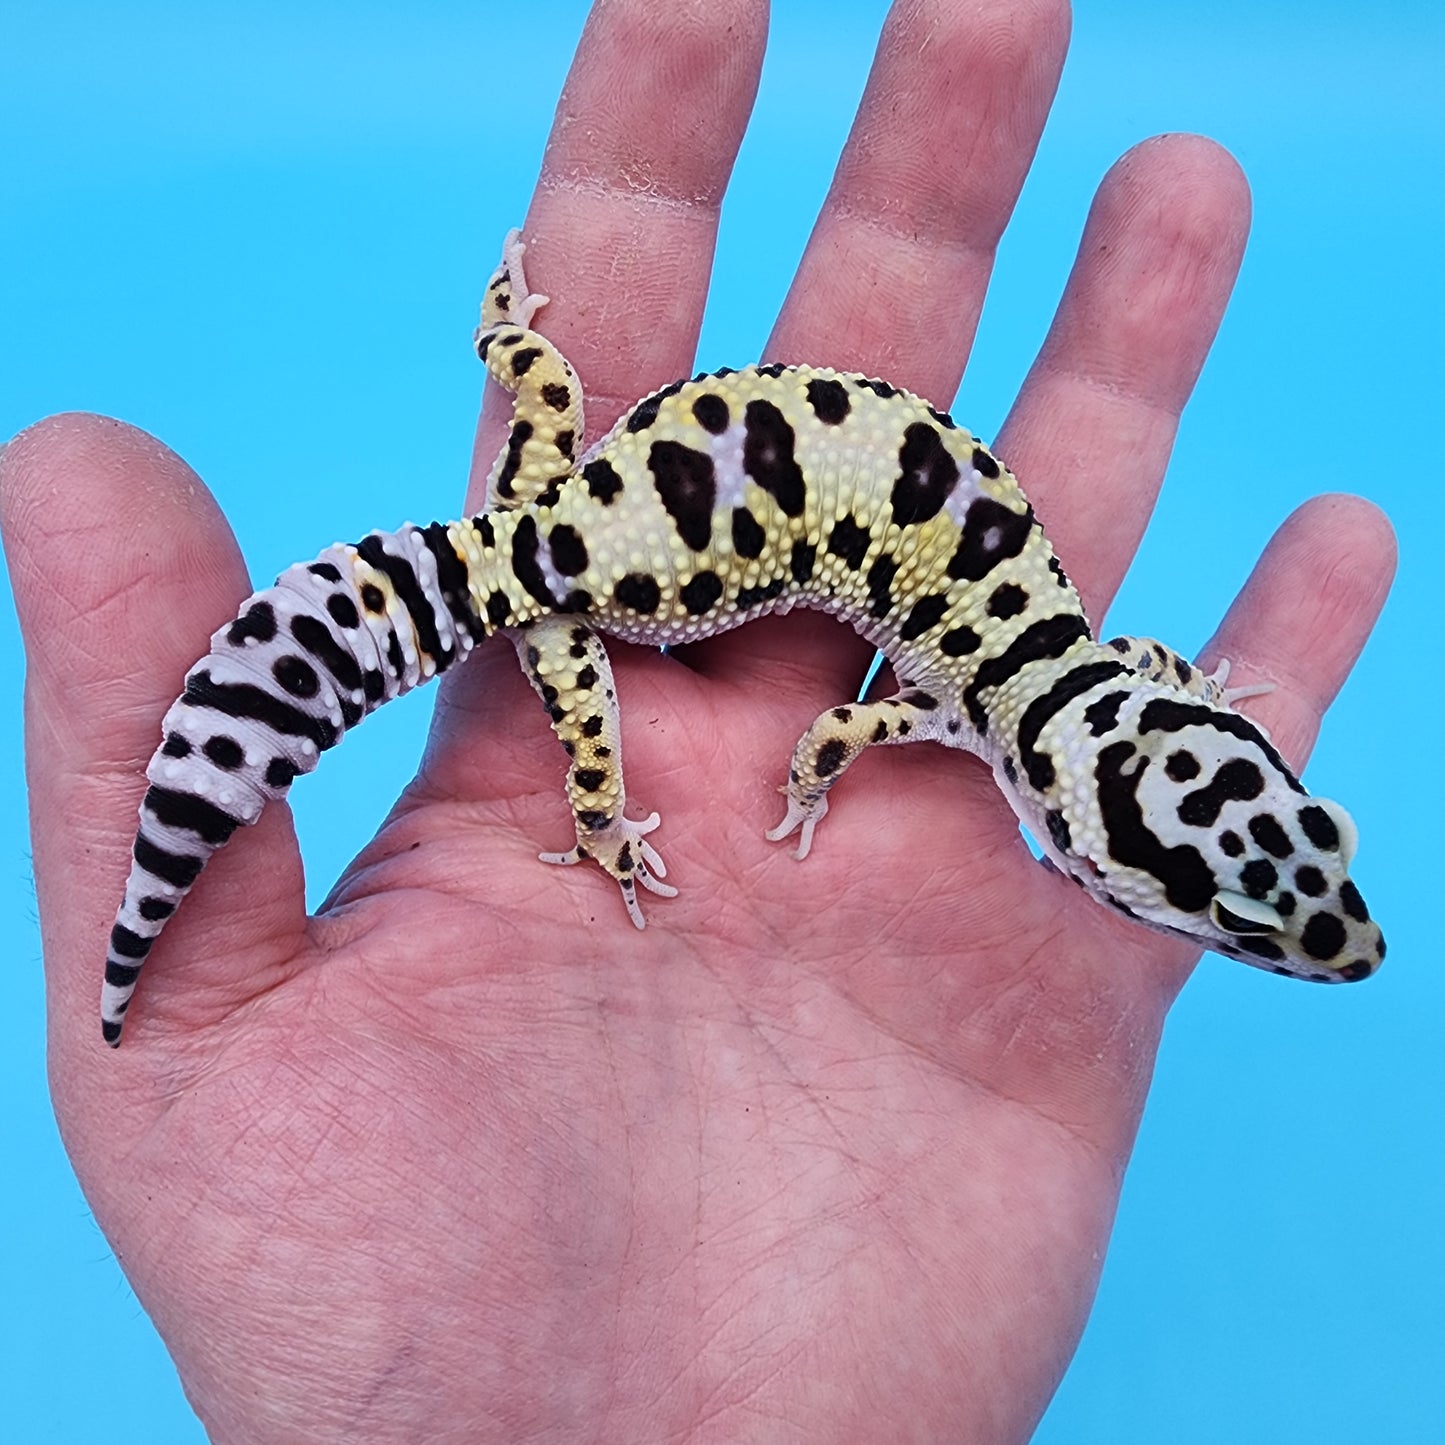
[3,2,1439,1439]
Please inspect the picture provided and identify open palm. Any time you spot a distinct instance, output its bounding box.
[4,2,1393,1441]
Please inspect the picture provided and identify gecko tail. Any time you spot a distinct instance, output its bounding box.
[101,526,490,1045]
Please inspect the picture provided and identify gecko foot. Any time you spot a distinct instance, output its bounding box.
[765,794,829,861]
[540,810,676,928]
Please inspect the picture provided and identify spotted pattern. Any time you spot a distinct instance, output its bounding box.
[101,275,1383,1046]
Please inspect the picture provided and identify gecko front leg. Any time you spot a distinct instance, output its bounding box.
[510,620,676,926]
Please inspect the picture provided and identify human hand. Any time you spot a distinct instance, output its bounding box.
[2,1,1393,1441]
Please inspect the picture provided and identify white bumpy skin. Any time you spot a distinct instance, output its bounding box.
[101,230,1384,1045]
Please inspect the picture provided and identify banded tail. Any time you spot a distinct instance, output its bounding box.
[102,521,506,1045]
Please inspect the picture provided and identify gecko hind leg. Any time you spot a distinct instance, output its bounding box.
[766,690,945,859]
[474,229,585,511]
[1105,634,1275,714]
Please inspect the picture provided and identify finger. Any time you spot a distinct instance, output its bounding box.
[465,0,770,506]
[0,414,308,1076]
[683,0,1070,689]
[1200,493,1395,771]
[422,0,769,806]
[995,134,1253,617]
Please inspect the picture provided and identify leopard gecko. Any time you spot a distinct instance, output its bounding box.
[100,231,1384,1045]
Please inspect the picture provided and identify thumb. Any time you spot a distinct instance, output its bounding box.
[1,414,307,1095]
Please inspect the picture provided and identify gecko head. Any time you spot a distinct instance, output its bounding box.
[1080,697,1384,982]
[1199,791,1384,983]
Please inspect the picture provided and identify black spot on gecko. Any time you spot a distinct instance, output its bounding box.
[815,739,847,777]
[554,429,574,458]
[1339,880,1369,923]
[574,664,598,690]
[866,554,899,618]
[680,571,723,615]
[583,458,624,505]
[161,733,192,758]
[827,514,872,570]
[1083,691,1129,737]
[1173,655,1194,685]
[692,393,730,433]
[624,378,684,433]
[947,497,1034,582]
[227,601,277,647]
[1046,810,1072,854]
[1048,556,1070,588]
[890,423,960,527]
[790,540,817,584]
[580,714,604,738]
[806,378,850,424]
[138,896,175,922]
[265,757,298,789]
[614,573,661,614]
[742,399,807,517]
[573,768,606,793]
[899,594,948,642]
[1095,741,1217,913]
[940,625,982,657]
[756,362,788,379]
[855,377,899,399]
[542,382,571,411]
[971,446,1000,479]
[928,406,956,430]
[485,592,511,627]
[1164,750,1201,782]
[1294,864,1327,897]
[625,394,663,433]
[1218,830,1245,858]
[308,561,342,583]
[872,719,888,742]
[1177,758,1266,828]
[731,507,766,559]
[511,346,542,377]
[1240,858,1278,899]
[986,583,1028,620]
[1248,813,1294,859]
[272,655,320,699]
[327,593,360,630]
[476,515,496,548]
[650,440,717,551]
[1300,912,1346,961]
[1298,804,1340,851]
[202,735,244,770]
[548,524,589,577]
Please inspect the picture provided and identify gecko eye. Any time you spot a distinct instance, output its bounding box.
[1211,891,1283,935]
